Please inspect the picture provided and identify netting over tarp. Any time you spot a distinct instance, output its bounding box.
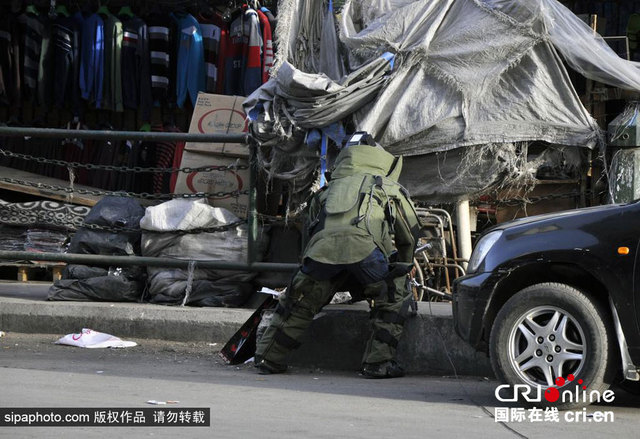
[247,0,640,202]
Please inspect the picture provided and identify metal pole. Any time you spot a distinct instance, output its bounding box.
[0,126,248,143]
[0,250,298,272]
[247,140,258,264]
[455,198,473,271]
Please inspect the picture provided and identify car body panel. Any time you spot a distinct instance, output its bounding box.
[453,201,640,362]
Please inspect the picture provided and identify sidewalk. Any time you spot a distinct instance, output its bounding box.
[0,282,493,377]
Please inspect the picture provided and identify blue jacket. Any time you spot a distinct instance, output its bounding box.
[79,13,104,108]
[174,13,204,108]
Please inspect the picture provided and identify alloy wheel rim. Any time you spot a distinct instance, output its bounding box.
[507,305,586,388]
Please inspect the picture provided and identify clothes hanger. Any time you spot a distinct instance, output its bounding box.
[96,0,110,15]
[25,3,39,15]
[222,0,241,22]
[56,4,70,17]
[118,5,134,18]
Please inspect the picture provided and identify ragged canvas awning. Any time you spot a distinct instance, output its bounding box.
[247,0,640,201]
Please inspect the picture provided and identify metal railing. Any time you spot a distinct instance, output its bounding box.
[0,126,299,274]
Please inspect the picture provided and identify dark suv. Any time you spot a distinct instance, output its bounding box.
[453,202,640,406]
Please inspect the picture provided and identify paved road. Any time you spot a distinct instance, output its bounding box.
[0,333,638,438]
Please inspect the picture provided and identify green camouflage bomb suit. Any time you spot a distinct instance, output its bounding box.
[255,142,421,375]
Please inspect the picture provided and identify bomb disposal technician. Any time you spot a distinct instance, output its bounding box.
[255,133,422,378]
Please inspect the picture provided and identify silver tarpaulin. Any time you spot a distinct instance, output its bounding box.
[247,0,640,202]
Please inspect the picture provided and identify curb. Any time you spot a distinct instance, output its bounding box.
[0,284,493,377]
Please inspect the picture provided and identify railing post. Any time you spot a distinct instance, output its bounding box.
[247,139,259,265]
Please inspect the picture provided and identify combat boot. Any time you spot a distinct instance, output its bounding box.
[361,360,405,379]
[254,356,288,375]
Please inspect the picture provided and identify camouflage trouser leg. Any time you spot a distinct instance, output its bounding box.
[362,275,412,365]
[255,270,335,366]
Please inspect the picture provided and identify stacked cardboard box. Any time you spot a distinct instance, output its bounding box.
[174,93,250,218]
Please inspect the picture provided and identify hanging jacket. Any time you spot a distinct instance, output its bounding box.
[120,15,152,120]
[37,16,53,108]
[303,144,421,265]
[174,13,204,108]
[147,13,176,106]
[101,12,123,112]
[17,11,46,103]
[225,7,262,96]
[260,7,277,36]
[0,13,20,106]
[52,13,83,113]
[214,15,229,95]
[197,13,223,94]
[79,12,104,108]
[256,9,273,84]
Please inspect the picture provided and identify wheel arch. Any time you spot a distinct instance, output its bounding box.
[482,262,612,348]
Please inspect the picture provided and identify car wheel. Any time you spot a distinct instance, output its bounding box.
[490,282,615,409]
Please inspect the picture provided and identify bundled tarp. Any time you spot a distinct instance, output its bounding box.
[48,197,146,302]
[248,0,640,202]
[140,199,263,307]
[245,53,394,196]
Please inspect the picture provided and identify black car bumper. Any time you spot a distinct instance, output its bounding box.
[452,272,497,351]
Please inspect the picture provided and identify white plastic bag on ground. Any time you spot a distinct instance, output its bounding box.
[55,328,137,348]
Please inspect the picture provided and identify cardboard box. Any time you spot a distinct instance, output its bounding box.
[185,93,249,157]
[174,150,250,218]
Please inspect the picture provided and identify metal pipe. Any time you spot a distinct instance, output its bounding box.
[429,207,461,277]
[248,141,258,263]
[455,199,473,271]
[423,212,451,292]
[414,283,453,300]
[0,251,298,272]
[429,263,466,276]
[418,212,447,261]
[0,126,248,143]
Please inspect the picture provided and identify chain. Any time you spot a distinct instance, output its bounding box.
[82,220,247,235]
[0,203,247,234]
[0,149,249,173]
[0,176,249,200]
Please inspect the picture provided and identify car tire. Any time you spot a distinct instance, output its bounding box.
[490,282,616,409]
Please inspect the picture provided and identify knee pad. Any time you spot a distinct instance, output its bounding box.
[277,271,333,319]
[370,282,415,324]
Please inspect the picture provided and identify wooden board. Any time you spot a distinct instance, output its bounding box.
[0,262,65,282]
[0,166,102,206]
[0,166,154,207]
